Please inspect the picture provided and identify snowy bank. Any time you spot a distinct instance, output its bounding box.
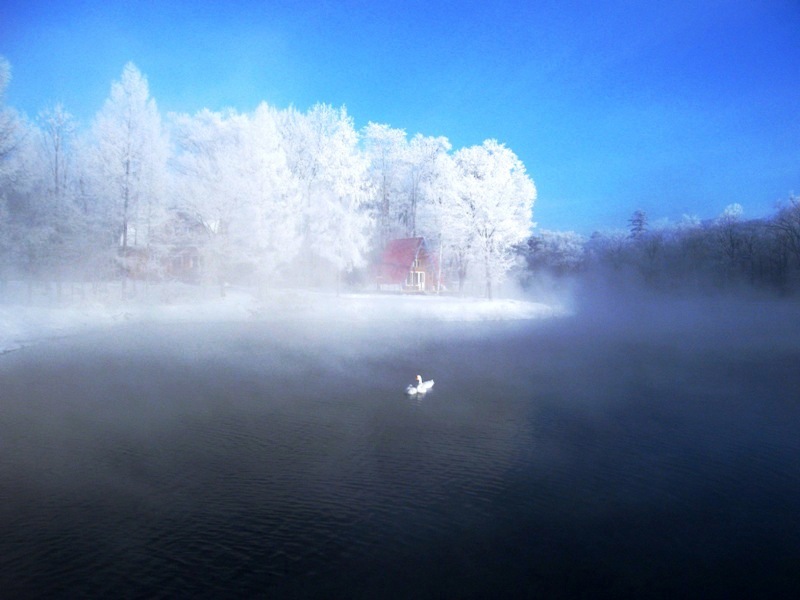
[0,286,569,355]
[255,291,569,323]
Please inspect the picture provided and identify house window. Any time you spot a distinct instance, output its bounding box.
[406,270,425,290]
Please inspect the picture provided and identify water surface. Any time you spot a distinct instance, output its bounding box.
[1,301,799,597]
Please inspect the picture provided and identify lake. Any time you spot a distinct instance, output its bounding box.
[1,295,799,598]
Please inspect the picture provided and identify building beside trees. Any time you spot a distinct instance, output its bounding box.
[375,237,441,293]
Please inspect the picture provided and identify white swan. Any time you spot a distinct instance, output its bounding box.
[406,375,435,395]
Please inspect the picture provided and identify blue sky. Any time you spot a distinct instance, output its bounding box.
[2,0,799,233]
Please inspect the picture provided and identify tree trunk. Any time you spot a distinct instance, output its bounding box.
[436,238,443,294]
[484,250,493,300]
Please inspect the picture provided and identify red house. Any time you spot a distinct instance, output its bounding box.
[375,237,441,293]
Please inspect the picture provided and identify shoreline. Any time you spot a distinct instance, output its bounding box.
[0,286,570,355]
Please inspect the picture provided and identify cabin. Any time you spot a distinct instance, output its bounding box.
[118,211,207,283]
[375,237,441,293]
[159,211,206,282]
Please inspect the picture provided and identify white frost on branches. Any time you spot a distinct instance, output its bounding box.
[452,140,537,298]
[1,59,539,298]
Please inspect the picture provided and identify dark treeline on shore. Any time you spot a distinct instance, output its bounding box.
[518,199,800,297]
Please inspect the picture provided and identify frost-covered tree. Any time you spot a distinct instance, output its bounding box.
[35,103,92,286]
[176,104,300,292]
[585,229,632,272]
[452,140,536,298]
[362,122,407,247]
[402,134,450,237]
[0,114,85,294]
[38,103,76,206]
[362,126,452,253]
[0,57,21,281]
[242,103,302,284]
[4,106,111,289]
[0,122,46,282]
[416,146,461,292]
[280,104,372,286]
[86,63,169,275]
[172,109,230,289]
[173,104,300,292]
[0,56,22,173]
[524,229,586,275]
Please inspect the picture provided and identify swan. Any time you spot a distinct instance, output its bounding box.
[406,375,435,395]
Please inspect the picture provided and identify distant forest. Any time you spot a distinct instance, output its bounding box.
[520,201,800,296]
[2,58,798,300]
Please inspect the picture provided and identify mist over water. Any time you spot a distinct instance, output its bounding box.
[1,291,799,598]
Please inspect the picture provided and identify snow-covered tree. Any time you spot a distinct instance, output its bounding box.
[38,103,76,206]
[172,108,230,288]
[403,133,450,237]
[173,104,300,291]
[280,103,372,286]
[452,139,536,298]
[0,56,22,174]
[525,229,586,275]
[85,63,169,275]
[0,122,46,281]
[416,146,462,292]
[35,103,93,284]
[362,122,408,248]
[0,57,21,280]
[243,103,302,284]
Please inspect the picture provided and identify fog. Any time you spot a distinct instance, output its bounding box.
[2,279,799,596]
[3,276,799,420]
[3,277,798,427]
[581,280,799,344]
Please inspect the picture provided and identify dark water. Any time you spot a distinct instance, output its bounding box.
[2,298,800,598]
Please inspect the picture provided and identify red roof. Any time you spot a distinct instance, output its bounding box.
[377,237,425,284]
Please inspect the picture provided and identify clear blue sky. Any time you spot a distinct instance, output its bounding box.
[2,0,799,233]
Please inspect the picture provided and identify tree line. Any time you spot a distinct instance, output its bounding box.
[519,200,800,295]
[0,60,536,299]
